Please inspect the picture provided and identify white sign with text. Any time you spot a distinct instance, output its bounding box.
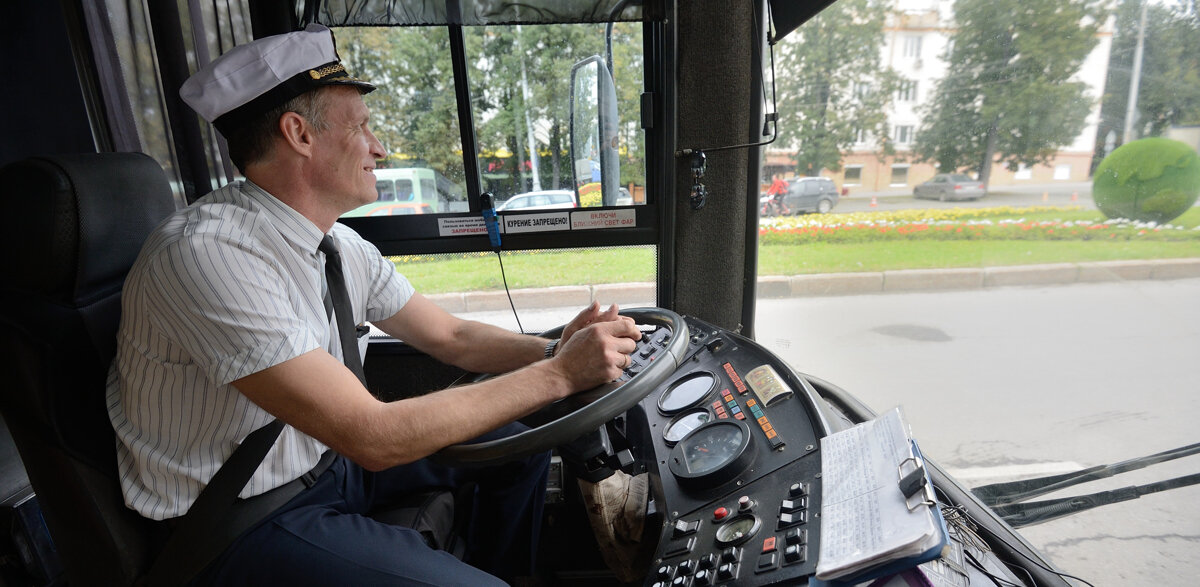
[570,209,636,230]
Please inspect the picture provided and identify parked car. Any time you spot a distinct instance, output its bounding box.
[616,187,633,206]
[762,176,839,215]
[495,189,578,211]
[914,173,986,201]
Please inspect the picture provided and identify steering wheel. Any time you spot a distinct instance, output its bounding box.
[434,307,689,467]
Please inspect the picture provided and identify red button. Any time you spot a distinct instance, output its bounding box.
[762,536,777,553]
[713,507,729,521]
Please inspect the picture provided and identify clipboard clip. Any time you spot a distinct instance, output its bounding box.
[898,443,936,510]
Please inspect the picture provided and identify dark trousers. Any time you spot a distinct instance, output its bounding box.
[201,423,550,586]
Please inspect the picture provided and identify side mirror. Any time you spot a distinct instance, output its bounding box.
[569,56,620,207]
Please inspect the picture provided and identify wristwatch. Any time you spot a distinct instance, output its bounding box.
[544,338,560,358]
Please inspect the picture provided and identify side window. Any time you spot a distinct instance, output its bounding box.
[332,21,655,334]
[396,179,415,201]
[376,180,395,201]
[463,23,646,206]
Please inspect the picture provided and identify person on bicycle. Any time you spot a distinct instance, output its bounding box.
[765,176,789,215]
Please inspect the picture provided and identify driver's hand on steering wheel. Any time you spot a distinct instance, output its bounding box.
[550,303,642,391]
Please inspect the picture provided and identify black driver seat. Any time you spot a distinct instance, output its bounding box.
[0,152,463,586]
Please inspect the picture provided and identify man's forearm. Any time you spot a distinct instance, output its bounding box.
[440,320,550,374]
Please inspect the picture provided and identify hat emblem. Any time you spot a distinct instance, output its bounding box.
[309,63,347,80]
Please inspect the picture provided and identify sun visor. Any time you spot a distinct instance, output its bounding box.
[768,0,837,43]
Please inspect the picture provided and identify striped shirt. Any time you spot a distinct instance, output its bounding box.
[105,180,412,520]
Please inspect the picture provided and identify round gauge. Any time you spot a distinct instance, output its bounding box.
[668,420,755,488]
[664,409,712,444]
[657,372,717,414]
[714,514,761,547]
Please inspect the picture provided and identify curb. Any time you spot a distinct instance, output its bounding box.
[425,259,1200,312]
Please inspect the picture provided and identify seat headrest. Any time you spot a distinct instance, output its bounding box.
[0,153,178,306]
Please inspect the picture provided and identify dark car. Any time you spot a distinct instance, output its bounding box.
[914,173,986,201]
[764,176,839,215]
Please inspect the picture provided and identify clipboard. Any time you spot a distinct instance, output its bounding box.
[814,409,950,586]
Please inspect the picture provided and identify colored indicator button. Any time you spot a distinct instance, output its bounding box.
[713,507,729,521]
[761,536,777,553]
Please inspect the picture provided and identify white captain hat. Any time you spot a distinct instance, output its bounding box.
[179,23,375,136]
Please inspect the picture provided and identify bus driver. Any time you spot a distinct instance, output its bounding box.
[106,24,641,586]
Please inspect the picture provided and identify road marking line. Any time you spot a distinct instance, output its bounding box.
[945,461,1085,483]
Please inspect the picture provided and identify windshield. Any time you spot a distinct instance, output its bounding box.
[757,0,1200,584]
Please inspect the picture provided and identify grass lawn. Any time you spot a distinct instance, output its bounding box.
[396,247,657,293]
[394,206,1200,294]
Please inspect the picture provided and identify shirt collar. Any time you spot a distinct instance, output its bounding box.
[238,179,326,254]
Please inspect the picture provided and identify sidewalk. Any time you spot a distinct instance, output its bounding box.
[426,258,1200,313]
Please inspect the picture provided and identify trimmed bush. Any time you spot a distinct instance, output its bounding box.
[1093,137,1200,224]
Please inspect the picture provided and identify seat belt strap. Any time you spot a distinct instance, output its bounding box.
[142,419,285,586]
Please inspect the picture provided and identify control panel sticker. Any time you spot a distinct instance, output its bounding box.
[437,216,488,237]
[747,365,793,407]
[571,208,636,230]
[501,212,571,233]
[723,362,748,394]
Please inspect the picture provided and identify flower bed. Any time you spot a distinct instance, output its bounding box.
[759,206,1200,245]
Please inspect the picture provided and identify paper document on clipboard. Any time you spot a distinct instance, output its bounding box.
[816,407,947,582]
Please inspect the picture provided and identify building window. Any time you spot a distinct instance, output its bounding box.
[844,166,863,185]
[1054,164,1071,180]
[893,125,914,145]
[896,79,917,102]
[903,35,922,59]
[853,126,867,144]
[1015,163,1032,180]
[853,81,872,100]
[890,165,909,186]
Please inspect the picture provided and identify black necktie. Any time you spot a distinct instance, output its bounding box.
[319,235,367,385]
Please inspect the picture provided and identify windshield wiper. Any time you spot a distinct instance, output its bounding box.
[990,472,1200,528]
[971,442,1200,528]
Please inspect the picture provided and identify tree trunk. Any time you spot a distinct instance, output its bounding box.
[550,122,562,189]
[978,123,997,187]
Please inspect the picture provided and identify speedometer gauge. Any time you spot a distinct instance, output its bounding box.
[668,420,754,488]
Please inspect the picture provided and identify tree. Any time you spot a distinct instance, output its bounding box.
[774,0,898,176]
[339,27,463,181]
[913,0,1107,186]
[1094,0,1200,163]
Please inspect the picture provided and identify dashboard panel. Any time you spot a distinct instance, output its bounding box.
[626,316,832,586]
